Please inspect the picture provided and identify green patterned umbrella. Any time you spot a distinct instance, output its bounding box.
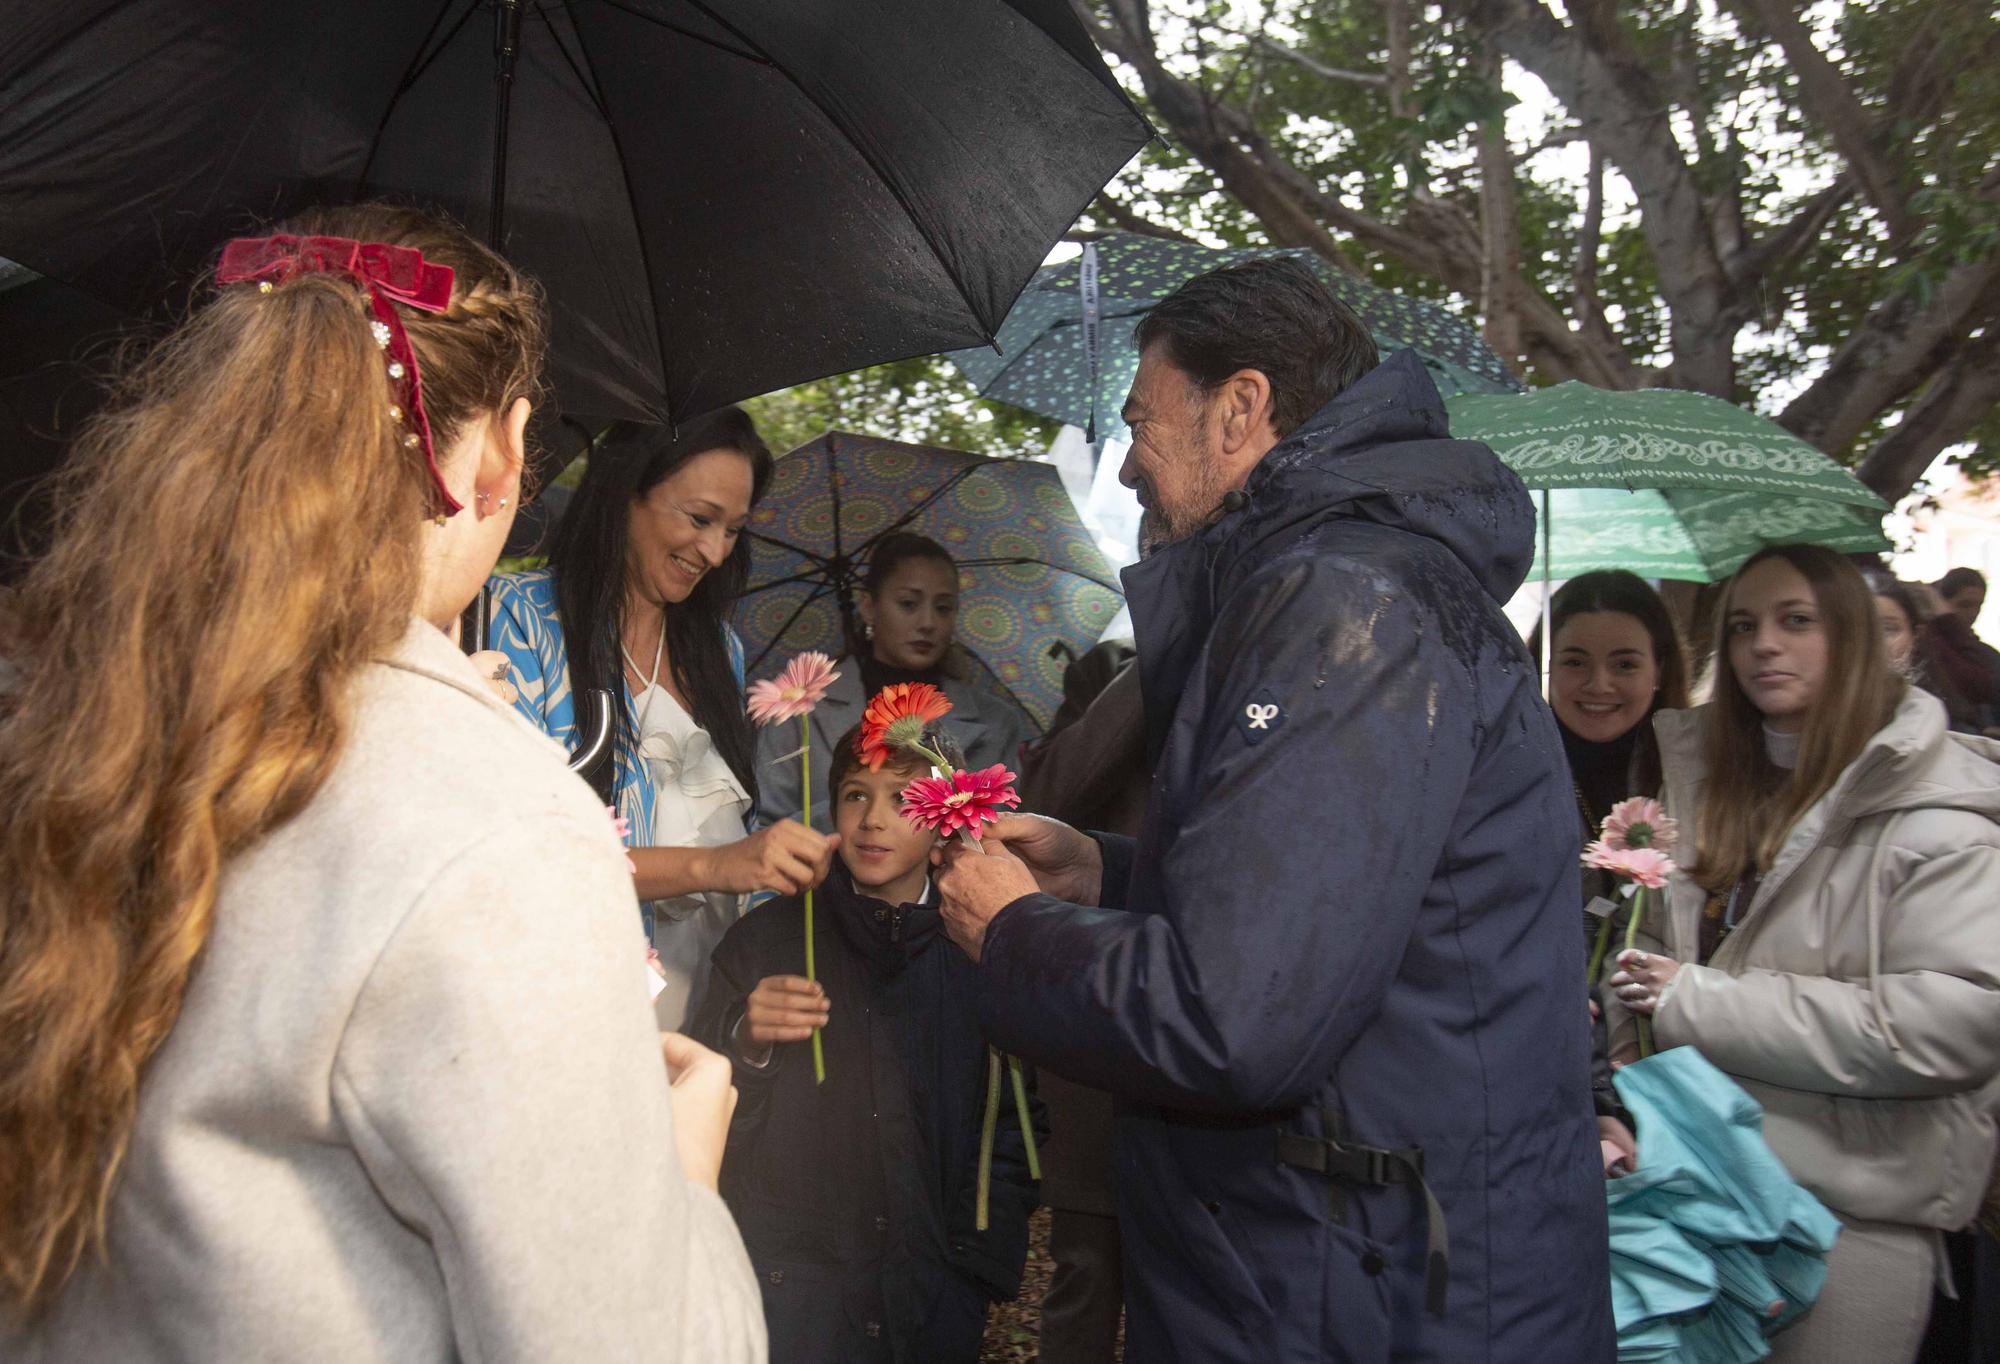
[1447,384,1890,586]
[1529,487,1890,583]
[1447,383,1889,504]
[733,431,1123,731]
[945,233,1522,439]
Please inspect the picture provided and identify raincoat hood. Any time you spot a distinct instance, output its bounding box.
[1211,350,1537,606]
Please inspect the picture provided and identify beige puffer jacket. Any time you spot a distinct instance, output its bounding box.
[1629,687,2000,1229]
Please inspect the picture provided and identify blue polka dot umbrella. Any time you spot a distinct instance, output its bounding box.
[944,232,1524,440]
[734,431,1124,732]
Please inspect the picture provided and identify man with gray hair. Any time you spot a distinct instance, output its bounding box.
[937,258,1612,1362]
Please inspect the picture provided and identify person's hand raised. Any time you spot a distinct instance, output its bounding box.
[658,1032,737,1193]
[705,821,839,896]
[933,813,1101,907]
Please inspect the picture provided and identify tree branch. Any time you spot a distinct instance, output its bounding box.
[1470,0,1740,394]
[1386,0,1413,120]
[1855,320,2000,501]
[1725,0,1912,237]
[1779,257,2000,456]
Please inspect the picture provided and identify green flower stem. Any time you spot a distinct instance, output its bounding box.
[976,1046,1001,1231]
[1008,1054,1041,1181]
[1624,885,1653,1058]
[1585,910,1615,991]
[802,717,824,1085]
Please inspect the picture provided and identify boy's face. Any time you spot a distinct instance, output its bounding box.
[835,765,936,898]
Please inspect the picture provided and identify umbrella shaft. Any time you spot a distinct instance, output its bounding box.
[489,0,525,245]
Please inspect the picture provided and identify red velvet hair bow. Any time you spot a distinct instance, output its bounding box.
[216,234,461,515]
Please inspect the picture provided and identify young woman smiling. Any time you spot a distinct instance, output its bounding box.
[1545,571,1690,1169]
[1610,544,2000,1364]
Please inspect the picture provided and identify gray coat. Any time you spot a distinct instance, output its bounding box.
[752,654,1034,828]
[5,623,766,1363]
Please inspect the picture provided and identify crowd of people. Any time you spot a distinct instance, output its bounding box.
[0,203,1996,1364]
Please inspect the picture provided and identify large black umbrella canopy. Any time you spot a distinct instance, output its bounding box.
[0,0,1150,429]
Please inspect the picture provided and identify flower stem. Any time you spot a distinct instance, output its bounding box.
[976,1046,1001,1231]
[1585,910,1615,991]
[802,717,824,1085]
[1624,885,1653,1059]
[1008,1054,1041,1180]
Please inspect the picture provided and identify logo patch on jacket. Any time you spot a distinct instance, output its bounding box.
[1236,688,1286,745]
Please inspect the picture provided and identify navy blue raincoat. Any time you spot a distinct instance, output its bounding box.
[975,353,1614,1362]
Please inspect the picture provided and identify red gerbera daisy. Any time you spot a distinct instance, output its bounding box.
[899,764,1021,841]
[858,681,954,771]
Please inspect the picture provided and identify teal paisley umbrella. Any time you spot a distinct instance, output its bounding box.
[945,232,1523,440]
[733,431,1122,731]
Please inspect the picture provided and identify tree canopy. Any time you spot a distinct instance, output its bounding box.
[759,1,1998,499]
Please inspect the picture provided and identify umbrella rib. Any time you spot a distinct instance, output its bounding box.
[358,0,480,189]
[561,2,676,424]
[746,581,842,676]
[954,555,1122,594]
[668,0,1006,344]
[578,0,775,65]
[534,3,614,122]
[745,532,838,572]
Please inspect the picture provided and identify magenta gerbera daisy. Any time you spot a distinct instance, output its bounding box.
[899,764,1021,841]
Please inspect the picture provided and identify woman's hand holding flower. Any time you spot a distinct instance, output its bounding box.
[702,820,839,896]
[1609,948,1681,1015]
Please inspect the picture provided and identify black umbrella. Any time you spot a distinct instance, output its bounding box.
[0,0,1148,431]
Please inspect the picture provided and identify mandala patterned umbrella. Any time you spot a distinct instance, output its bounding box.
[944,232,1523,440]
[733,431,1123,731]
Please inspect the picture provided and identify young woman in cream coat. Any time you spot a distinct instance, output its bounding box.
[1611,545,2000,1364]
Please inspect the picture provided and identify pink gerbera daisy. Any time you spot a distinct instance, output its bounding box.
[899,764,1021,841]
[1582,843,1675,889]
[1599,797,1678,854]
[745,651,841,726]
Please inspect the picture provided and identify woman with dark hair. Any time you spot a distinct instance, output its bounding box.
[753,531,1034,827]
[1544,570,1691,1169]
[1870,576,1982,733]
[491,410,836,1029]
[1611,544,2000,1363]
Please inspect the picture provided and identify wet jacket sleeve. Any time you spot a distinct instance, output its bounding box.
[973,555,1480,1115]
[1656,844,2000,1098]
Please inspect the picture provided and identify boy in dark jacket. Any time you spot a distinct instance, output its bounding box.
[690,723,1043,1364]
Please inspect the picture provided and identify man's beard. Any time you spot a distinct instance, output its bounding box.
[1153,441,1233,544]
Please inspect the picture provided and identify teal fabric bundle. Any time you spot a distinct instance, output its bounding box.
[1607,1049,1841,1361]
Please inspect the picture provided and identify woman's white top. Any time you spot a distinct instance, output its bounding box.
[632,680,751,1031]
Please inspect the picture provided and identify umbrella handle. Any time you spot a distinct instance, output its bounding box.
[568,688,614,776]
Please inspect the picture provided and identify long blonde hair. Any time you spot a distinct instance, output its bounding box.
[1693,544,1903,893]
[0,205,546,1319]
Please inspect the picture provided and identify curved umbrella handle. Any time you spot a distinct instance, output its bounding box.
[568,687,614,775]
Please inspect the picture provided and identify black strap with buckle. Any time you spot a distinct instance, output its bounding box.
[1277,1128,1451,1318]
